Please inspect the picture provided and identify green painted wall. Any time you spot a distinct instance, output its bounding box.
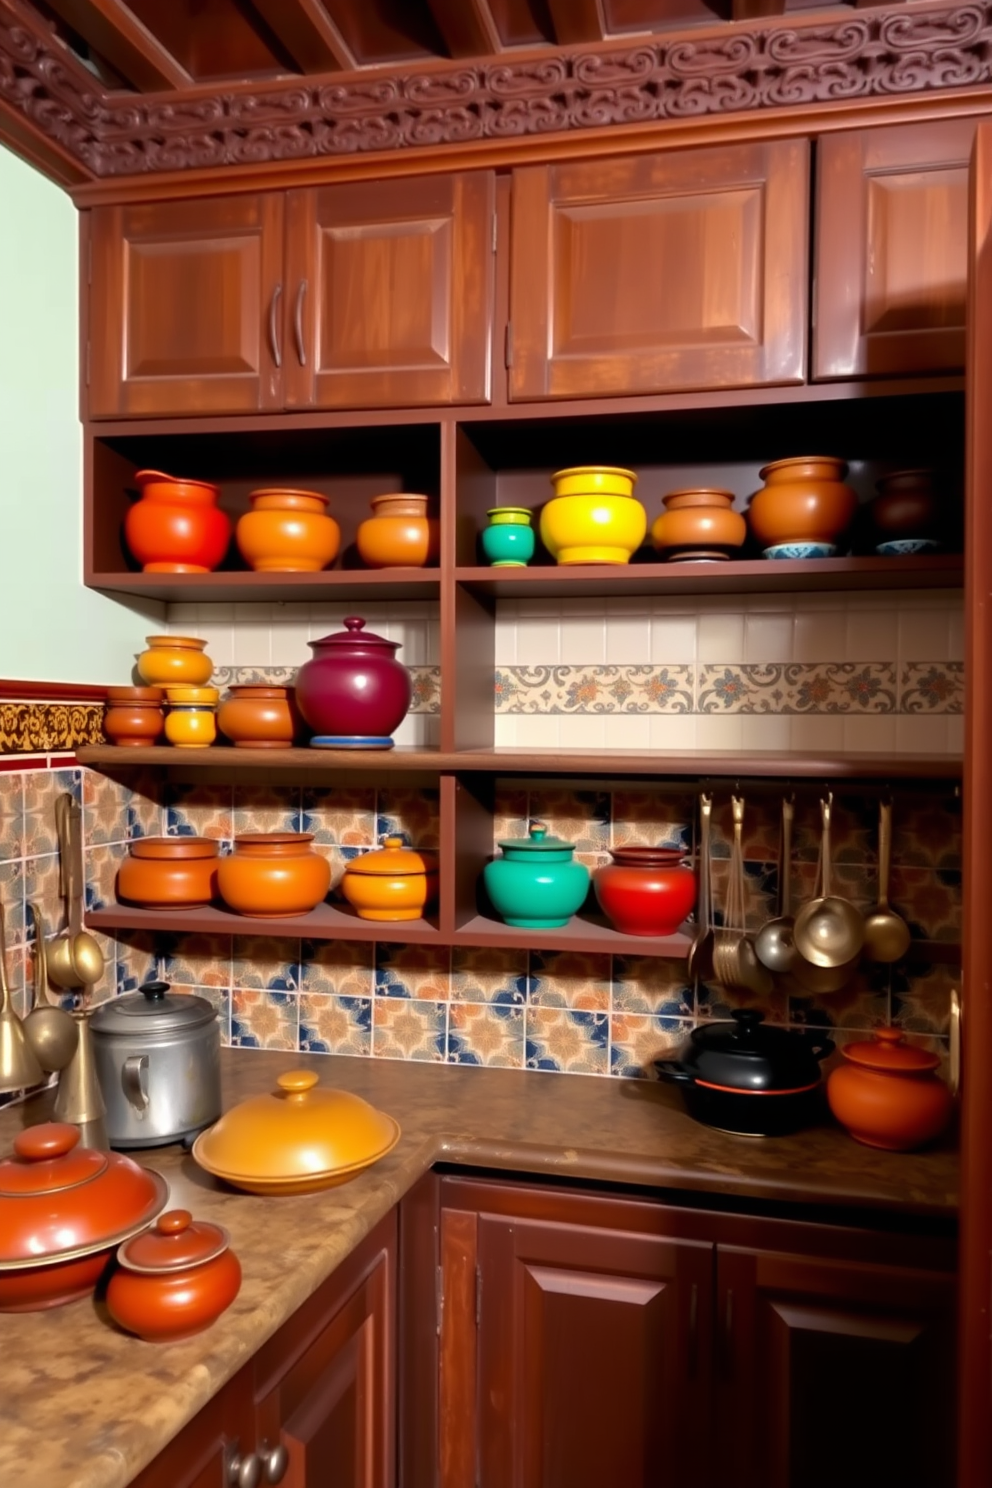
[0,146,156,683]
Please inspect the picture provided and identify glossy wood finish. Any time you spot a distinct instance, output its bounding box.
[128,1367,255,1488]
[509,141,808,400]
[398,1173,440,1488]
[43,0,193,90]
[88,196,285,418]
[285,173,495,410]
[816,120,976,380]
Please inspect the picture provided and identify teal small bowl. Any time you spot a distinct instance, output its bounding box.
[481,522,535,567]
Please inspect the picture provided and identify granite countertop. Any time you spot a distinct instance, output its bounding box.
[0,1050,959,1488]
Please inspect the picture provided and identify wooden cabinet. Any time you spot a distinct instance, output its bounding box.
[128,1366,257,1488]
[814,120,975,380]
[87,174,495,419]
[508,140,809,401]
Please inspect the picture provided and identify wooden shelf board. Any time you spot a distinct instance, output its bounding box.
[452,915,693,957]
[87,903,440,942]
[455,554,963,598]
[88,570,441,603]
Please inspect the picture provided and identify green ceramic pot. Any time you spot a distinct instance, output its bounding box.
[481,507,535,568]
[483,820,590,928]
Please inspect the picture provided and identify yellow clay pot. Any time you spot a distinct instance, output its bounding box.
[340,835,439,922]
[540,493,648,566]
[137,636,214,688]
[164,687,218,749]
[550,466,637,499]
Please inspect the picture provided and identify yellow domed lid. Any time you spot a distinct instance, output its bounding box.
[165,686,219,705]
[346,835,439,877]
[192,1071,399,1183]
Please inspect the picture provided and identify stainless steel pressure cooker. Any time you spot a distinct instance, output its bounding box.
[89,981,221,1149]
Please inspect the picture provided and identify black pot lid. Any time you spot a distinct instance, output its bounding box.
[682,1010,828,1093]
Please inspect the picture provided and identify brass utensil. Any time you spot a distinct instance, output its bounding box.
[48,794,105,990]
[0,900,43,1093]
[53,1008,109,1151]
[862,799,912,963]
[754,798,799,975]
[792,794,864,969]
[715,797,772,996]
[22,905,78,1073]
[686,794,714,981]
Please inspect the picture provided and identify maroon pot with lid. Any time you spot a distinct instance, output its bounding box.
[294,616,412,750]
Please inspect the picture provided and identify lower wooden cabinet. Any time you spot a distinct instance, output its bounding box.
[128,1366,257,1488]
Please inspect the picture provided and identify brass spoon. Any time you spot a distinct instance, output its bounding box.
[862,800,912,963]
[686,794,713,981]
[793,795,864,969]
[754,798,799,975]
[22,905,78,1073]
[48,794,105,990]
[0,900,43,1093]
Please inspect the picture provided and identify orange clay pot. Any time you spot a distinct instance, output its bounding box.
[107,1209,241,1343]
[340,836,439,922]
[117,837,220,910]
[136,636,214,688]
[217,686,299,749]
[124,471,231,575]
[747,456,858,549]
[103,687,165,747]
[217,833,331,918]
[236,489,341,573]
[356,494,439,569]
[827,1027,953,1151]
[650,488,746,562]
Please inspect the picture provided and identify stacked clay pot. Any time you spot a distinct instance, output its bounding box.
[103,687,164,747]
[217,833,331,918]
[236,489,341,572]
[124,471,231,574]
[357,494,439,568]
[137,636,214,689]
[541,467,647,566]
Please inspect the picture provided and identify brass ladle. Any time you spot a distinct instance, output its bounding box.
[0,900,43,1093]
[754,798,799,975]
[862,799,912,963]
[714,796,772,997]
[686,794,713,981]
[22,905,78,1073]
[793,795,864,970]
[48,794,105,990]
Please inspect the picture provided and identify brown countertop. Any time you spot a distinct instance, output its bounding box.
[0,1050,958,1488]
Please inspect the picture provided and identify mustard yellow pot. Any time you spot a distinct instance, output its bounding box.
[541,467,646,565]
[550,466,637,499]
[137,636,214,688]
[340,835,439,921]
[164,687,219,748]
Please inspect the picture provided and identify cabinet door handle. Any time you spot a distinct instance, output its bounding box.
[293,279,308,367]
[225,1442,261,1488]
[268,283,283,369]
[258,1441,289,1484]
[687,1281,699,1377]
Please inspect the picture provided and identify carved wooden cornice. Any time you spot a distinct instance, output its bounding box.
[2,0,992,184]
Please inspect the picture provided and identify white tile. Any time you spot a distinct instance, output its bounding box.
[895,716,948,754]
[898,605,951,664]
[741,716,792,751]
[515,615,560,666]
[270,617,308,666]
[560,617,606,664]
[789,716,845,753]
[308,604,346,638]
[392,714,434,746]
[649,714,697,751]
[425,619,441,666]
[232,613,272,665]
[650,614,697,665]
[605,614,651,664]
[605,715,651,750]
[744,612,793,664]
[946,714,964,753]
[605,595,651,618]
[792,609,848,663]
[697,611,744,664]
[167,603,199,627]
[494,615,517,666]
[845,608,898,662]
[695,715,744,751]
[494,716,518,747]
[842,716,897,754]
[559,716,608,749]
[194,619,234,668]
[514,716,562,749]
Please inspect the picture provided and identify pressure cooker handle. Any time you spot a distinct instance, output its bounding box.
[654,1060,695,1087]
[140,981,170,1002]
[122,1053,149,1113]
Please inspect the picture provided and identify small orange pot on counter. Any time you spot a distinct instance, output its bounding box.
[117,837,220,909]
[107,1209,241,1343]
[217,833,331,918]
[340,835,439,921]
[827,1027,953,1151]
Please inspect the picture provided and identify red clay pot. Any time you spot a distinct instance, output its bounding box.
[827,1027,953,1151]
[217,686,299,749]
[594,846,697,936]
[104,687,165,747]
[125,470,231,574]
[107,1209,241,1343]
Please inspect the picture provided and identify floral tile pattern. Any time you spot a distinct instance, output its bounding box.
[495,665,694,714]
[890,796,961,870]
[611,790,693,852]
[610,1013,689,1078]
[373,998,447,1061]
[887,865,961,941]
[612,956,693,1016]
[698,973,790,1024]
[451,946,529,1004]
[233,785,301,837]
[83,770,130,846]
[493,785,529,845]
[165,783,233,842]
[300,993,372,1057]
[530,951,610,1010]
[301,939,374,997]
[448,1001,525,1067]
[23,768,80,856]
[375,942,451,1000]
[891,959,958,1035]
[524,788,610,870]
[232,987,298,1049]
[231,936,300,991]
[158,933,232,989]
[0,774,22,861]
[300,787,376,846]
[900,662,964,713]
[23,853,62,938]
[84,842,127,913]
[125,771,164,840]
[526,1006,608,1075]
[698,663,897,714]
[377,788,440,849]
[787,962,890,1033]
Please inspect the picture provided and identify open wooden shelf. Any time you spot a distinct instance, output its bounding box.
[451,915,692,957]
[89,568,442,603]
[88,902,441,943]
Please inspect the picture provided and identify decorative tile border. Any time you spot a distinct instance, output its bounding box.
[0,701,104,753]
[495,666,693,714]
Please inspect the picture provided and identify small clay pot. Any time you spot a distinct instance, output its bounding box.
[164,687,219,749]
[117,837,220,910]
[104,687,165,747]
[217,833,331,918]
[594,847,697,937]
[217,686,299,749]
[871,470,940,543]
[827,1027,953,1151]
[107,1209,241,1343]
[651,489,746,562]
[136,636,214,688]
[747,457,858,549]
[236,489,341,573]
[356,494,439,569]
[340,836,439,922]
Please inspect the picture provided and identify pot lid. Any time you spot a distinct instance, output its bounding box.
[496,820,577,855]
[608,846,687,865]
[129,836,219,860]
[166,687,218,705]
[192,1070,400,1184]
[681,1010,830,1093]
[0,1123,167,1266]
[135,470,219,494]
[346,836,439,877]
[841,1026,941,1074]
[90,982,217,1037]
[117,1208,230,1274]
[308,617,400,654]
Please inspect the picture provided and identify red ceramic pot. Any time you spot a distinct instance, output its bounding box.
[107,1209,242,1343]
[294,616,412,750]
[594,846,697,936]
[124,470,232,574]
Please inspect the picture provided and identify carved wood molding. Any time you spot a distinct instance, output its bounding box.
[2,0,992,181]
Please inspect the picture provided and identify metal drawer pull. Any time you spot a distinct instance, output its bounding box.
[226,1442,261,1488]
[259,1441,289,1483]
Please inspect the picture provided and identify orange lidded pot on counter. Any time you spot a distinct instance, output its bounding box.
[827,1027,953,1151]
[107,1209,241,1343]
[217,832,331,918]
[340,835,439,921]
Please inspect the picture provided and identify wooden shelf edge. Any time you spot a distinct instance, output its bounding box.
[88,570,441,603]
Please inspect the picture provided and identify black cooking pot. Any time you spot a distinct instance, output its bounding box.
[655,1009,834,1137]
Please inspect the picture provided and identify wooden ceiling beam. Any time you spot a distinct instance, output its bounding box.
[546,0,607,45]
[732,0,785,17]
[424,0,502,59]
[249,0,356,74]
[43,0,191,90]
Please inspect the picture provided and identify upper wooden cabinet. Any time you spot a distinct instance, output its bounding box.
[87,173,495,419]
[814,120,975,380]
[508,140,809,401]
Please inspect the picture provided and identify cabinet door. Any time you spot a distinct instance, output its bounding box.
[284,173,495,410]
[253,1215,396,1488]
[814,120,974,379]
[88,195,285,418]
[475,1213,713,1488]
[716,1245,956,1488]
[128,1367,255,1488]
[509,141,808,400]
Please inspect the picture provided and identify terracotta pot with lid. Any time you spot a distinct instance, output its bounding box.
[0,1122,168,1311]
[340,835,439,921]
[294,617,412,749]
[107,1209,241,1342]
[827,1027,953,1151]
[117,836,220,909]
[192,1069,400,1195]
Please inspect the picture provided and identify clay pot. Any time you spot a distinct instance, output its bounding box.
[236,489,341,573]
[594,847,697,936]
[542,468,646,566]
[356,494,439,569]
[137,636,214,688]
[217,686,299,749]
[0,1123,167,1312]
[107,1209,241,1343]
[650,489,746,562]
[871,470,940,543]
[481,508,535,567]
[217,833,331,918]
[483,821,590,929]
[164,687,219,749]
[295,617,412,750]
[827,1027,953,1151]
[340,836,439,922]
[124,470,231,574]
[104,687,165,747]
[117,837,220,910]
[747,457,858,549]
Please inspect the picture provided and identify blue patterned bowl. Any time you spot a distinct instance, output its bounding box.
[876,538,940,557]
[763,542,837,560]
